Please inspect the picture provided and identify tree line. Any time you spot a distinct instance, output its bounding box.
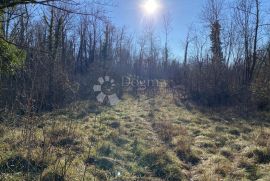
[0,0,269,114]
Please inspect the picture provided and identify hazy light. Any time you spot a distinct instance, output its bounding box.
[142,0,161,15]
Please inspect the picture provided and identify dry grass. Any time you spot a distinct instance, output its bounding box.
[1,93,270,180]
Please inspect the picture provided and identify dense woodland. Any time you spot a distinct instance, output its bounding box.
[0,0,270,113]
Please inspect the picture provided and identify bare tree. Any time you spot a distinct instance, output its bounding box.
[163,13,172,64]
[234,0,261,85]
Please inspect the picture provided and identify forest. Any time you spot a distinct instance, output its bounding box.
[0,0,270,180]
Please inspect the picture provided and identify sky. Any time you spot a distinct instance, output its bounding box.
[108,0,205,59]
[107,0,270,60]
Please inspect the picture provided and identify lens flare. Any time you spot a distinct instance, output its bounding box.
[142,0,161,15]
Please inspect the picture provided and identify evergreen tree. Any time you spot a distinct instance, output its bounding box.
[0,11,25,74]
[210,20,223,64]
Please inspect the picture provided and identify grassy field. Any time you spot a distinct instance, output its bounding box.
[1,93,270,180]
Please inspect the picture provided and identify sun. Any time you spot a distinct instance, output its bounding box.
[142,0,161,15]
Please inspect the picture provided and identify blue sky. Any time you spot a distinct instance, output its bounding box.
[108,0,206,59]
[107,0,270,60]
